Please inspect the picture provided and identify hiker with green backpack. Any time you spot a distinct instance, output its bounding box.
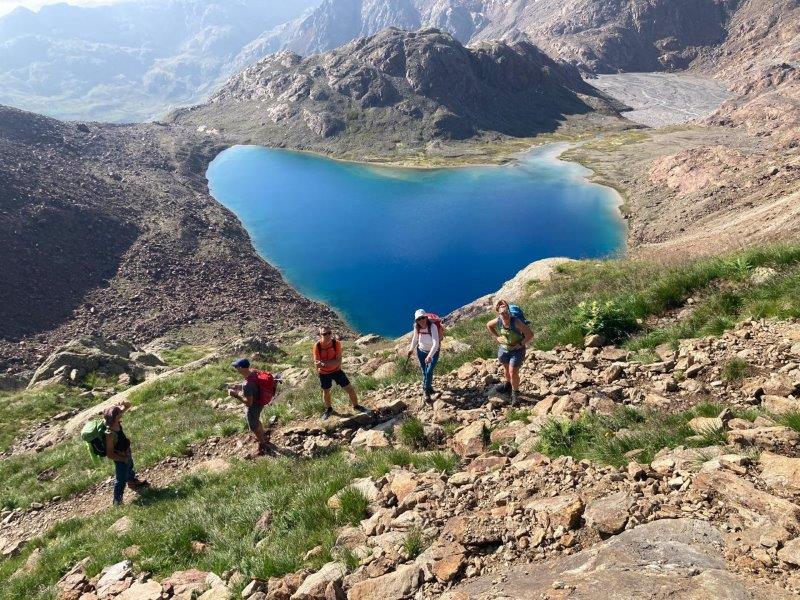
[487,299,534,405]
[81,401,148,506]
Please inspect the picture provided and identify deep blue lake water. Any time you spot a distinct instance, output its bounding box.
[206,144,625,337]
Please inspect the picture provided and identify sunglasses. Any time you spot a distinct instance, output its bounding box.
[320,331,332,336]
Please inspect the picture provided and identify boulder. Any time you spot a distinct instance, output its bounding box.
[327,478,380,510]
[452,519,794,599]
[693,469,800,531]
[373,362,397,380]
[452,420,488,458]
[347,563,423,600]
[350,429,390,450]
[762,395,800,414]
[525,494,584,530]
[162,569,210,600]
[290,562,346,599]
[778,538,800,566]
[117,581,162,600]
[389,471,418,504]
[760,451,800,493]
[28,336,143,389]
[355,334,381,346]
[583,492,630,535]
[687,417,723,434]
[95,560,132,598]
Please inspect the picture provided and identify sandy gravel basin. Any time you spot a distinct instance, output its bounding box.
[591,72,732,127]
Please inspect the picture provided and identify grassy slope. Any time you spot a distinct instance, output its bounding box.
[2,243,799,596]
[0,449,456,600]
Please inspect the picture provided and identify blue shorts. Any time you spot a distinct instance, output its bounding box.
[498,346,526,368]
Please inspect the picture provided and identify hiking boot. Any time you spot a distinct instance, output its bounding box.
[322,407,333,421]
[127,478,149,491]
[423,389,432,402]
[498,382,512,395]
[510,390,519,406]
[353,404,369,414]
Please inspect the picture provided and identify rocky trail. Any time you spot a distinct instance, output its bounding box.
[3,317,800,598]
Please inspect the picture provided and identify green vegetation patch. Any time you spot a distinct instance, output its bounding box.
[0,362,249,510]
[534,403,751,467]
[0,448,457,600]
[437,244,800,356]
[0,386,98,454]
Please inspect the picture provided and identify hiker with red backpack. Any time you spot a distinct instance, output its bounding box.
[228,358,277,455]
[487,299,534,405]
[103,402,149,506]
[407,309,443,402]
[313,327,369,420]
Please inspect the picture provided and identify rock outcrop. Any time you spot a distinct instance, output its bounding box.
[171,28,625,154]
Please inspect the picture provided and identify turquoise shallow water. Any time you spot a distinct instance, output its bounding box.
[206,144,625,337]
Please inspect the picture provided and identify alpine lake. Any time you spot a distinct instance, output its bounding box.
[206,143,625,337]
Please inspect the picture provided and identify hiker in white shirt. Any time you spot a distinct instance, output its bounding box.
[407,308,442,401]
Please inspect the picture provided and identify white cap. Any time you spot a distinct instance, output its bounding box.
[414,309,426,320]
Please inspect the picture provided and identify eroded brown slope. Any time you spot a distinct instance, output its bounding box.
[0,106,344,376]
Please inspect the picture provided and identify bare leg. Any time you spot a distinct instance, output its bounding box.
[503,363,512,385]
[344,384,359,407]
[323,388,333,408]
[510,366,521,391]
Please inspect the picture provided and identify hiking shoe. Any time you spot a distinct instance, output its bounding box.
[127,479,149,491]
[322,407,333,421]
[510,391,519,406]
[353,404,369,414]
[423,389,432,402]
[498,382,512,395]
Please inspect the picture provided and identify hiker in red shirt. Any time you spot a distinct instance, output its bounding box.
[313,327,368,420]
[228,358,273,455]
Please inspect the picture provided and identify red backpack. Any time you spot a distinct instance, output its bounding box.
[417,313,445,340]
[247,370,278,406]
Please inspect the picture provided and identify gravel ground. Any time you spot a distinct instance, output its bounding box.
[591,72,732,127]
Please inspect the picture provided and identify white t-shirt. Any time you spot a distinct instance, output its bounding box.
[409,321,440,354]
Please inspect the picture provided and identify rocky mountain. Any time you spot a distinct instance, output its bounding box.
[0,105,344,377]
[171,28,625,157]
[254,0,742,74]
[0,0,318,122]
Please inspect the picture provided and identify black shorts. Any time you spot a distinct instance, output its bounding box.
[319,369,351,390]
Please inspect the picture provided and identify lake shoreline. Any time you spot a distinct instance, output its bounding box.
[207,142,627,337]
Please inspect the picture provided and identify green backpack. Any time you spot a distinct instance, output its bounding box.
[81,419,108,463]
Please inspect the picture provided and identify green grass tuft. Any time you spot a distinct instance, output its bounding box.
[397,417,426,449]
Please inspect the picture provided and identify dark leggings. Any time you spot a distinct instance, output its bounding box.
[113,457,136,504]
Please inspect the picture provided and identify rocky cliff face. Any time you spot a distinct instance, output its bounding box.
[0,105,345,377]
[172,28,623,156]
[251,0,742,74]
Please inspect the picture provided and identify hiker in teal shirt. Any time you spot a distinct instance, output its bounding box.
[487,299,534,405]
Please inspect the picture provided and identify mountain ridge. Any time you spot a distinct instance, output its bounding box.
[170,28,628,158]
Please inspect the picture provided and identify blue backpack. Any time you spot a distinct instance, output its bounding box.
[508,304,529,325]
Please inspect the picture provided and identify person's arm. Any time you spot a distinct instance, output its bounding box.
[407,329,419,356]
[426,324,440,361]
[518,321,534,348]
[487,318,503,344]
[105,432,127,462]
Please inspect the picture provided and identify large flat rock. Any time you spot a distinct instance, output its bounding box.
[448,519,793,599]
